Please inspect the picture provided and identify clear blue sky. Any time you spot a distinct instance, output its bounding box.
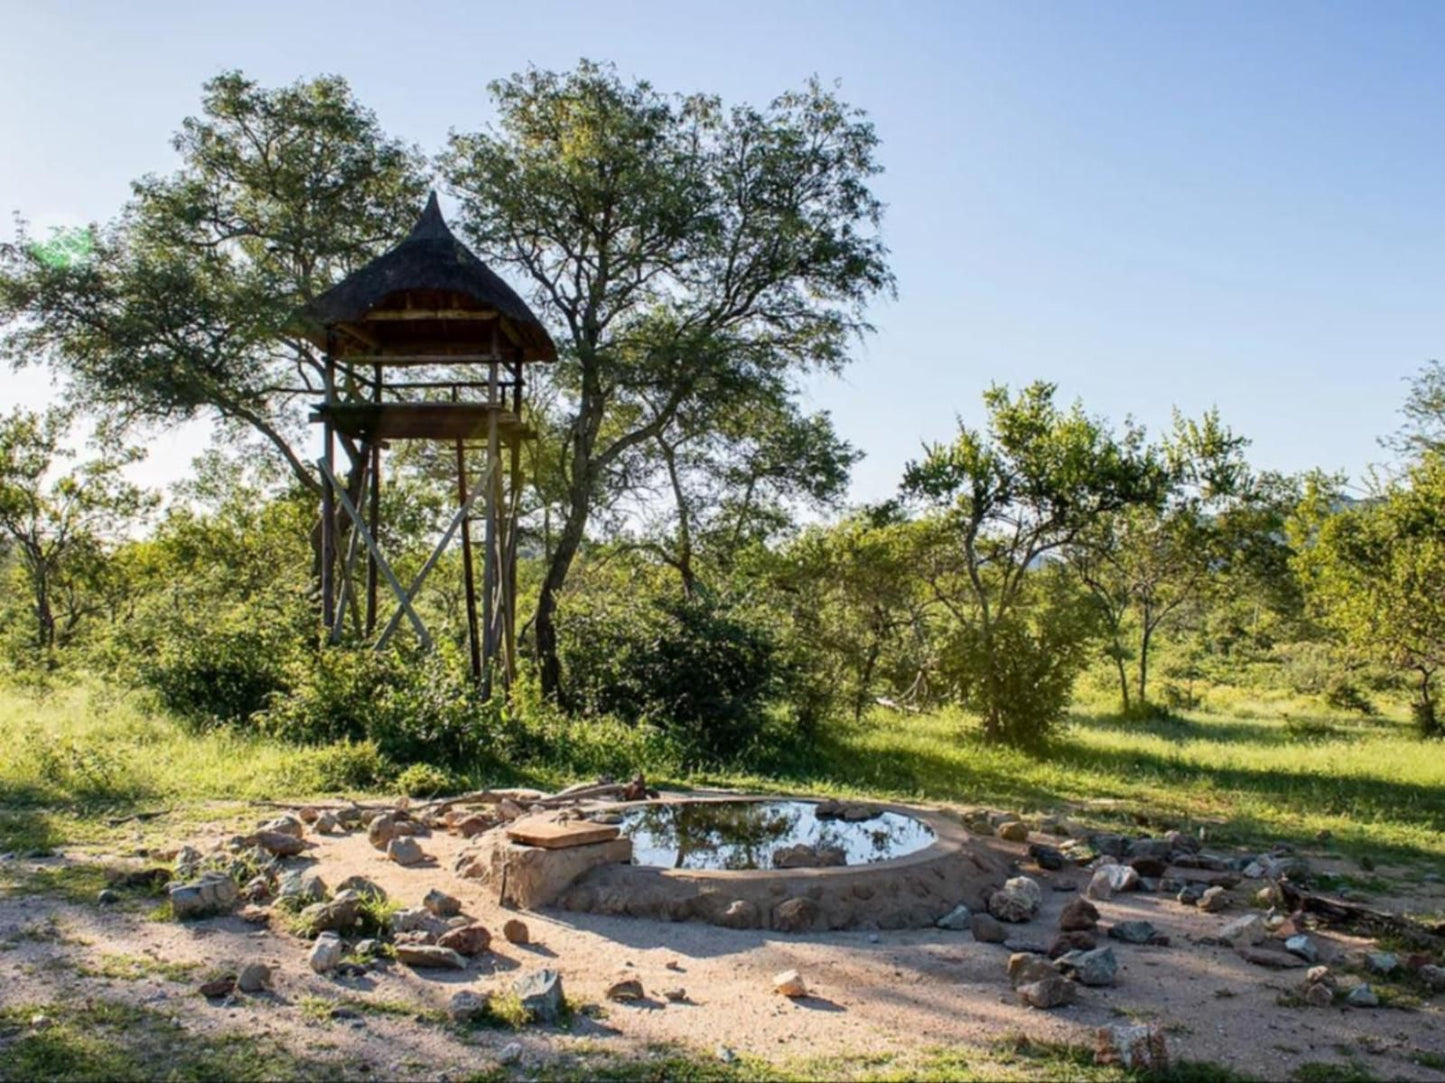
[4,0,1442,499]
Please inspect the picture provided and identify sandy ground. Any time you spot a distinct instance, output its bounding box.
[4,811,1445,1080]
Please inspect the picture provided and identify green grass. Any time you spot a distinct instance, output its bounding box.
[0,998,356,1082]
[4,678,1445,869]
[76,952,201,983]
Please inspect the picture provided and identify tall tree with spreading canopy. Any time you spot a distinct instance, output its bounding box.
[903,383,1167,744]
[440,61,893,699]
[0,71,428,493]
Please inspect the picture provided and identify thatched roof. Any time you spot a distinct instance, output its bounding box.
[296,193,556,362]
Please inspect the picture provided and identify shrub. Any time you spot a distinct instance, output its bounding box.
[259,648,496,769]
[560,590,785,766]
[394,762,459,797]
[269,740,392,794]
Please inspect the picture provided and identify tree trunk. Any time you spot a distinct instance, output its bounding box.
[1137,621,1154,709]
[534,479,591,702]
[1113,648,1131,715]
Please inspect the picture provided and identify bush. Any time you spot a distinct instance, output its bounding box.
[269,740,393,794]
[394,762,459,797]
[560,589,785,766]
[131,624,294,728]
[259,648,497,769]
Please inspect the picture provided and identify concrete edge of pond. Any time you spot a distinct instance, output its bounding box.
[551,794,1009,932]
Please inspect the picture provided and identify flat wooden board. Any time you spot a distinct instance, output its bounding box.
[506,817,622,850]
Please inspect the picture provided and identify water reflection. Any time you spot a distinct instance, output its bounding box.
[620,800,935,870]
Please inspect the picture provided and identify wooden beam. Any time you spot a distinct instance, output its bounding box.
[361,309,499,321]
[318,459,432,650]
[376,460,495,650]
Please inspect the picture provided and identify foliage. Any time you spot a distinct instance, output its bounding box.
[441,60,894,698]
[902,382,1167,744]
[259,647,498,768]
[1293,456,1445,736]
[558,570,786,765]
[0,71,427,492]
[0,406,155,659]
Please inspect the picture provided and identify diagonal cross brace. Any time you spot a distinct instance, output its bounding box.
[374,458,495,651]
[318,458,432,650]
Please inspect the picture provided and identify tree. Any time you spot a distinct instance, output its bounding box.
[1068,410,1254,714]
[902,383,1167,744]
[0,71,427,494]
[440,61,893,700]
[0,406,155,656]
[1293,456,1445,736]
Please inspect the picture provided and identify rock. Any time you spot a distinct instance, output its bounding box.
[199,977,235,998]
[988,877,1043,923]
[236,963,270,993]
[314,812,340,835]
[1059,897,1100,932]
[438,924,492,957]
[448,990,485,1022]
[607,978,645,1001]
[1107,921,1157,945]
[1091,833,1130,858]
[354,938,379,957]
[1176,882,1207,907]
[773,897,820,933]
[1086,865,1138,901]
[387,837,425,866]
[299,890,362,934]
[1237,945,1308,969]
[1007,953,1057,988]
[774,969,808,997]
[1095,1024,1170,1071]
[169,873,238,919]
[1198,886,1230,913]
[1017,975,1077,1009]
[1128,856,1168,879]
[773,843,846,869]
[396,929,436,947]
[1365,951,1398,975]
[1345,984,1379,1007]
[497,798,526,822]
[936,904,972,930]
[1029,844,1065,870]
[391,907,434,934]
[970,913,1007,943]
[173,845,203,876]
[253,830,306,857]
[423,888,461,917]
[998,821,1030,842]
[1049,931,1098,958]
[502,918,530,944]
[335,876,386,900]
[663,987,687,1002]
[1285,935,1320,963]
[1303,982,1334,1007]
[298,807,321,824]
[238,904,270,925]
[368,814,399,850]
[1217,914,1266,946]
[455,815,491,838]
[1420,965,1445,991]
[1056,946,1118,987]
[500,1041,525,1064]
[716,899,760,930]
[841,804,881,822]
[268,814,306,837]
[278,870,328,904]
[309,932,344,973]
[1127,837,1173,860]
[97,889,120,906]
[396,944,467,970]
[514,969,564,1022]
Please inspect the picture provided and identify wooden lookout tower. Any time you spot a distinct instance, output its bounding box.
[296,193,555,692]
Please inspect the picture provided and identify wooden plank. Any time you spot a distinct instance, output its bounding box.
[505,818,622,850]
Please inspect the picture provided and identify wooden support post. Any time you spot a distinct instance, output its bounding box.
[454,387,482,685]
[482,357,500,697]
[365,362,381,635]
[331,447,371,644]
[320,346,337,634]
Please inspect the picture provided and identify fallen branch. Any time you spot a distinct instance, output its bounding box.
[1279,881,1445,950]
[105,808,171,827]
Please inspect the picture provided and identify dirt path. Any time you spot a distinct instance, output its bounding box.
[4,811,1445,1080]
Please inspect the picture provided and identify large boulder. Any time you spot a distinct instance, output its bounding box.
[988,877,1043,923]
[514,969,564,1022]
